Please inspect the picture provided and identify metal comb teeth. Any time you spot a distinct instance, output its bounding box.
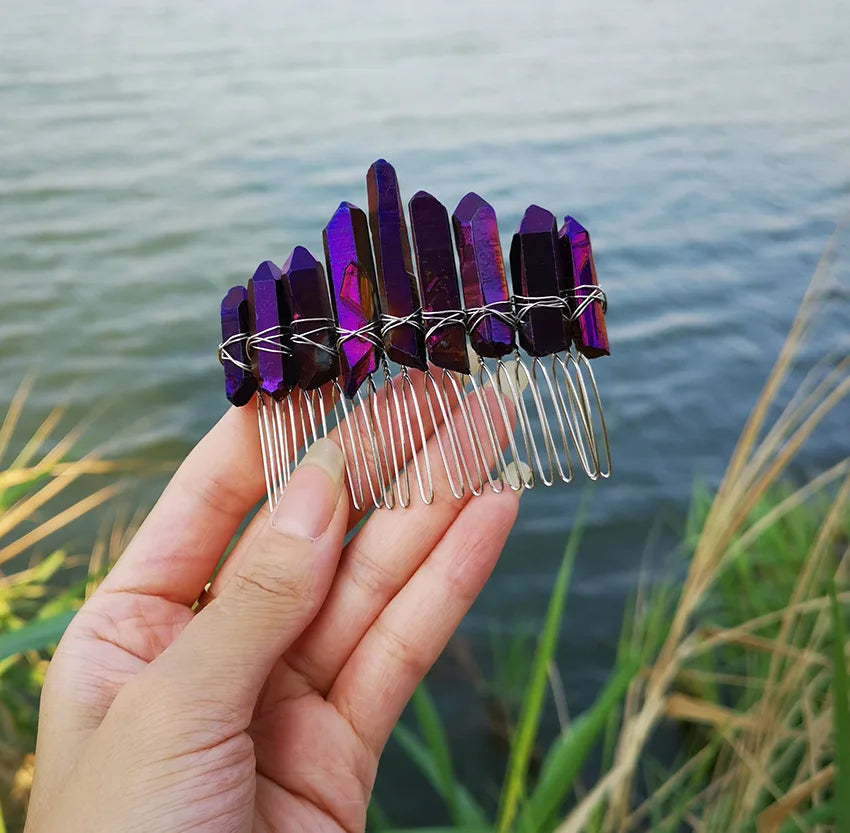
[218,159,611,511]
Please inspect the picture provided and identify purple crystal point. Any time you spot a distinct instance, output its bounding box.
[323,201,382,398]
[559,217,610,358]
[247,260,292,399]
[366,159,427,370]
[509,205,570,357]
[409,190,470,373]
[220,285,257,407]
[452,193,516,358]
[280,245,340,390]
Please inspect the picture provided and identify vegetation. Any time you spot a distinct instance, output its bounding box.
[1,241,848,832]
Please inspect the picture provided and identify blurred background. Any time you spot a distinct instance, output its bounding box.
[1,0,849,829]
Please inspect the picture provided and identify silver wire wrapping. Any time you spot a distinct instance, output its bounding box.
[219,290,610,512]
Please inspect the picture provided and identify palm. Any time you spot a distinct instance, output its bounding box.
[28,394,518,833]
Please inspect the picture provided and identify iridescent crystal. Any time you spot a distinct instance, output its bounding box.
[323,202,382,398]
[408,190,469,373]
[509,205,569,357]
[366,159,426,370]
[452,192,516,358]
[559,217,610,358]
[280,245,339,389]
[247,260,292,399]
[220,285,257,406]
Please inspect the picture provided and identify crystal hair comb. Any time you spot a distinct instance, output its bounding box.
[218,159,610,511]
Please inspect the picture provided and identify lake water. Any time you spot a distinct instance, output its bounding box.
[2,0,849,823]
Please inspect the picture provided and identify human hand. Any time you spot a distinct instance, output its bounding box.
[24,379,521,833]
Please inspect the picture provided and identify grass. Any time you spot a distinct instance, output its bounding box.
[0,230,848,832]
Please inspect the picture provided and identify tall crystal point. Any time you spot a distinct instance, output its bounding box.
[409,190,469,373]
[280,245,339,389]
[559,217,610,358]
[366,159,426,370]
[247,260,292,399]
[220,285,257,406]
[323,201,382,398]
[452,193,516,358]
[509,205,569,357]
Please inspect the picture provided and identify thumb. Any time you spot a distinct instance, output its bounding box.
[128,437,348,723]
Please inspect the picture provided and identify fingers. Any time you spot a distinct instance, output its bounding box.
[280,380,520,696]
[329,487,520,755]
[98,401,268,605]
[117,439,349,727]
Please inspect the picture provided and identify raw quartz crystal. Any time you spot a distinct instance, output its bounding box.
[366,159,427,370]
[452,193,516,358]
[220,285,257,406]
[408,190,470,373]
[280,245,339,389]
[247,260,293,399]
[559,217,610,358]
[323,201,382,398]
[509,205,570,357]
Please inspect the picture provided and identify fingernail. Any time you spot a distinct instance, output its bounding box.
[503,461,532,494]
[497,361,529,406]
[272,439,344,539]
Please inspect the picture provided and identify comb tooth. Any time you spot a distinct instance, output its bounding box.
[451,193,516,359]
[558,217,610,359]
[409,190,470,374]
[366,159,427,370]
[220,285,257,407]
[323,202,382,399]
[510,205,570,357]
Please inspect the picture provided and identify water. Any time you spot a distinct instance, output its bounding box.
[2,0,849,822]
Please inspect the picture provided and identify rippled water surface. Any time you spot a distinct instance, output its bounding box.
[2,0,849,820]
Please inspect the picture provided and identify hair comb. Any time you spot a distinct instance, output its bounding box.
[217,159,611,511]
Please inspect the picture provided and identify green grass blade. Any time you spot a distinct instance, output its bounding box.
[366,796,391,831]
[410,683,462,825]
[0,610,75,660]
[496,495,588,833]
[392,723,488,826]
[517,659,639,831]
[378,828,492,833]
[829,583,850,831]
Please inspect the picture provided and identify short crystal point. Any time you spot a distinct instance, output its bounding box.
[408,190,469,373]
[452,192,516,358]
[281,245,339,390]
[220,285,257,407]
[559,217,610,358]
[366,159,427,370]
[247,260,292,399]
[509,204,570,357]
[323,202,382,398]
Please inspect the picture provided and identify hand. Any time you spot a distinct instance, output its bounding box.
[24,379,521,833]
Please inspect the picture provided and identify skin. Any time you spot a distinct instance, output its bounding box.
[24,375,521,833]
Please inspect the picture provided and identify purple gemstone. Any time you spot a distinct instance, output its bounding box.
[452,193,516,358]
[409,190,470,373]
[247,260,292,399]
[509,205,570,357]
[323,201,382,398]
[559,217,610,358]
[280,245,340,390]
[366,159,426,370]
[220,285,257,407]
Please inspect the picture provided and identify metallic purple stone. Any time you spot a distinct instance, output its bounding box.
[452,193,516,358]
[509,205,570,357]
[323,201,382,398]
[558,217,610,358]
[247,260,293,399]
[408,190,470,373]
[220,285,257,407]
[366,159,426,370]
[280,245,340,390]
